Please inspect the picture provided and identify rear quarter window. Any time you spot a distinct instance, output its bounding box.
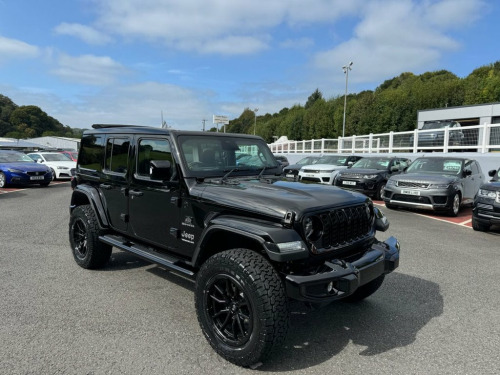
[79,134,105,172]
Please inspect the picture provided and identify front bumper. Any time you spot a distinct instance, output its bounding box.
[473,200,500,226]
[334,178,380,196]
[383,186,455,212]
[285,236,400,303]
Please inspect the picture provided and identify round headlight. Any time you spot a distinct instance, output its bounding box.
[303,216,323,241]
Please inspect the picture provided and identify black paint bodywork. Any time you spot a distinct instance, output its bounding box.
[70,125,400,303]
[472,168,500,227]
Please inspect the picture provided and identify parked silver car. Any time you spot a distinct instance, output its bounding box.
[383,157,484,216]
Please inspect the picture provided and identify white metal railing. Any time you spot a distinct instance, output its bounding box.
[268,123,500,154]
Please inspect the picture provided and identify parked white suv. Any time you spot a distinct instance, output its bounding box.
[298,154,363,184]
[27,152,76,180]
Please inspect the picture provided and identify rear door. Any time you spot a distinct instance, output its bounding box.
[100,136,131,232]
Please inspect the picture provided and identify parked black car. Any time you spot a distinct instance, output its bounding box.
[69,125,400,367]
[472,167,500,231]
[334,156,411,200]
[383,157,484,216]
[282,155,320,180]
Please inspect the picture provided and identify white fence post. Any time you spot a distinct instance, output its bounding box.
[413,129,418,153]
[481,123,489,153]
[443,127,449,153]
[389,131,394,153]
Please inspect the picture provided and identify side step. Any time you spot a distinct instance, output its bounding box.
[99,234,195,277]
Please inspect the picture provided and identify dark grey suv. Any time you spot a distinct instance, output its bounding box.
[383,157,484,216]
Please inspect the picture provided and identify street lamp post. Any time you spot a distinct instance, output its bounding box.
[342,61,353,139]
[253,108,259,135]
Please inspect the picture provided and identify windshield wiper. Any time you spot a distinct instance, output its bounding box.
[258,166,277,181]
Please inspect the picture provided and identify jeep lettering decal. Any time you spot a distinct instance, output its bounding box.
[181,231,195,244]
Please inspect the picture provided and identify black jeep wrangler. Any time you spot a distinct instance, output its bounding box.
[69,125,400,367]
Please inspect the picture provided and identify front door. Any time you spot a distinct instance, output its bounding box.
[128,137,181,251]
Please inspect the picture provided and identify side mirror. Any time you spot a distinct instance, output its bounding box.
[37,158,43,163]
[463,169,472,177]
[150,160,172,181]
[488,169,496,177]
[390,166,399,172]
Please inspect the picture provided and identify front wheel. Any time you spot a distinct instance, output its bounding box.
[50,168,56,181]
[447,193,461,217]
[195,249,289,367]
[0,172,7,188]
[375,182,386,200]
[69,205,112,269]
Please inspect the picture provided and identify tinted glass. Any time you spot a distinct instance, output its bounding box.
[137,138,173,177]
[79,135,105,171]
[105,138,130,174]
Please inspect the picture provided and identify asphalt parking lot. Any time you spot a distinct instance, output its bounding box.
[1,183,499,374]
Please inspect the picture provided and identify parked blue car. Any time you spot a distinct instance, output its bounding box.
[0,150,52,188]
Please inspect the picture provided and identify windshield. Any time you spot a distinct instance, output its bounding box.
[177,135,280,177]
[297,156,319,165]
[315,155,349,166]
[0,152,35,163]
[351,158,390,170]
[422,122,454,130]
[406,158,463,175]
[43,153,73,161]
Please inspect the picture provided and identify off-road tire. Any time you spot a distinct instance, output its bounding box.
[195,249,289,367]
[342,275,385,303]
[472,216,490,232]
[69,205,112,269]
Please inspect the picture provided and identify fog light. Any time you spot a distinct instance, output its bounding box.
[327,282,334,293]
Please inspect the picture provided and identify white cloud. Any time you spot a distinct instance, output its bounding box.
[51,54,129,85]
[310,0,485,88]
[53,23,113,45]
[0,35,39,63]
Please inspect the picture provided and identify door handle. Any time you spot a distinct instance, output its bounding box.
[100,183,112,190]
[129,190,144,198]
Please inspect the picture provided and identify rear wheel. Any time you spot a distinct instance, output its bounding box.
[69,205,112,269]
[195,249,289,367]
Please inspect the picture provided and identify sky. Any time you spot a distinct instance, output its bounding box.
[0,0,499,132]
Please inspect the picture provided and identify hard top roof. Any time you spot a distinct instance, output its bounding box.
[87,124,261,139]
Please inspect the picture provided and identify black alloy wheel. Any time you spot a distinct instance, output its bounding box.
[195,249,289,367]
[205,274,253,347]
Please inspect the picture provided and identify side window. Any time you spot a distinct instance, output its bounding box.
[136,138,175,180]
[79,134,105,171]
[399,159,409,169]
[470,162,479,175]
[28,154,39,161]
[105,137,130,174]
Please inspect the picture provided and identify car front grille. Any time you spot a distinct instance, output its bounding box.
[396,181,430,188]
[340,173,363,179]
[392,194,432,204]
[302,169,320,173]
[308,203,373,253]
[27,171,48,176]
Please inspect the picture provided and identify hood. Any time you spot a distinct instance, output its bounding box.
[301,164,348,171]
[480,181,500,191]
[42,160,76,168]
[193,179,368,220]
[0,162,50,172]
[390,172,459,184]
